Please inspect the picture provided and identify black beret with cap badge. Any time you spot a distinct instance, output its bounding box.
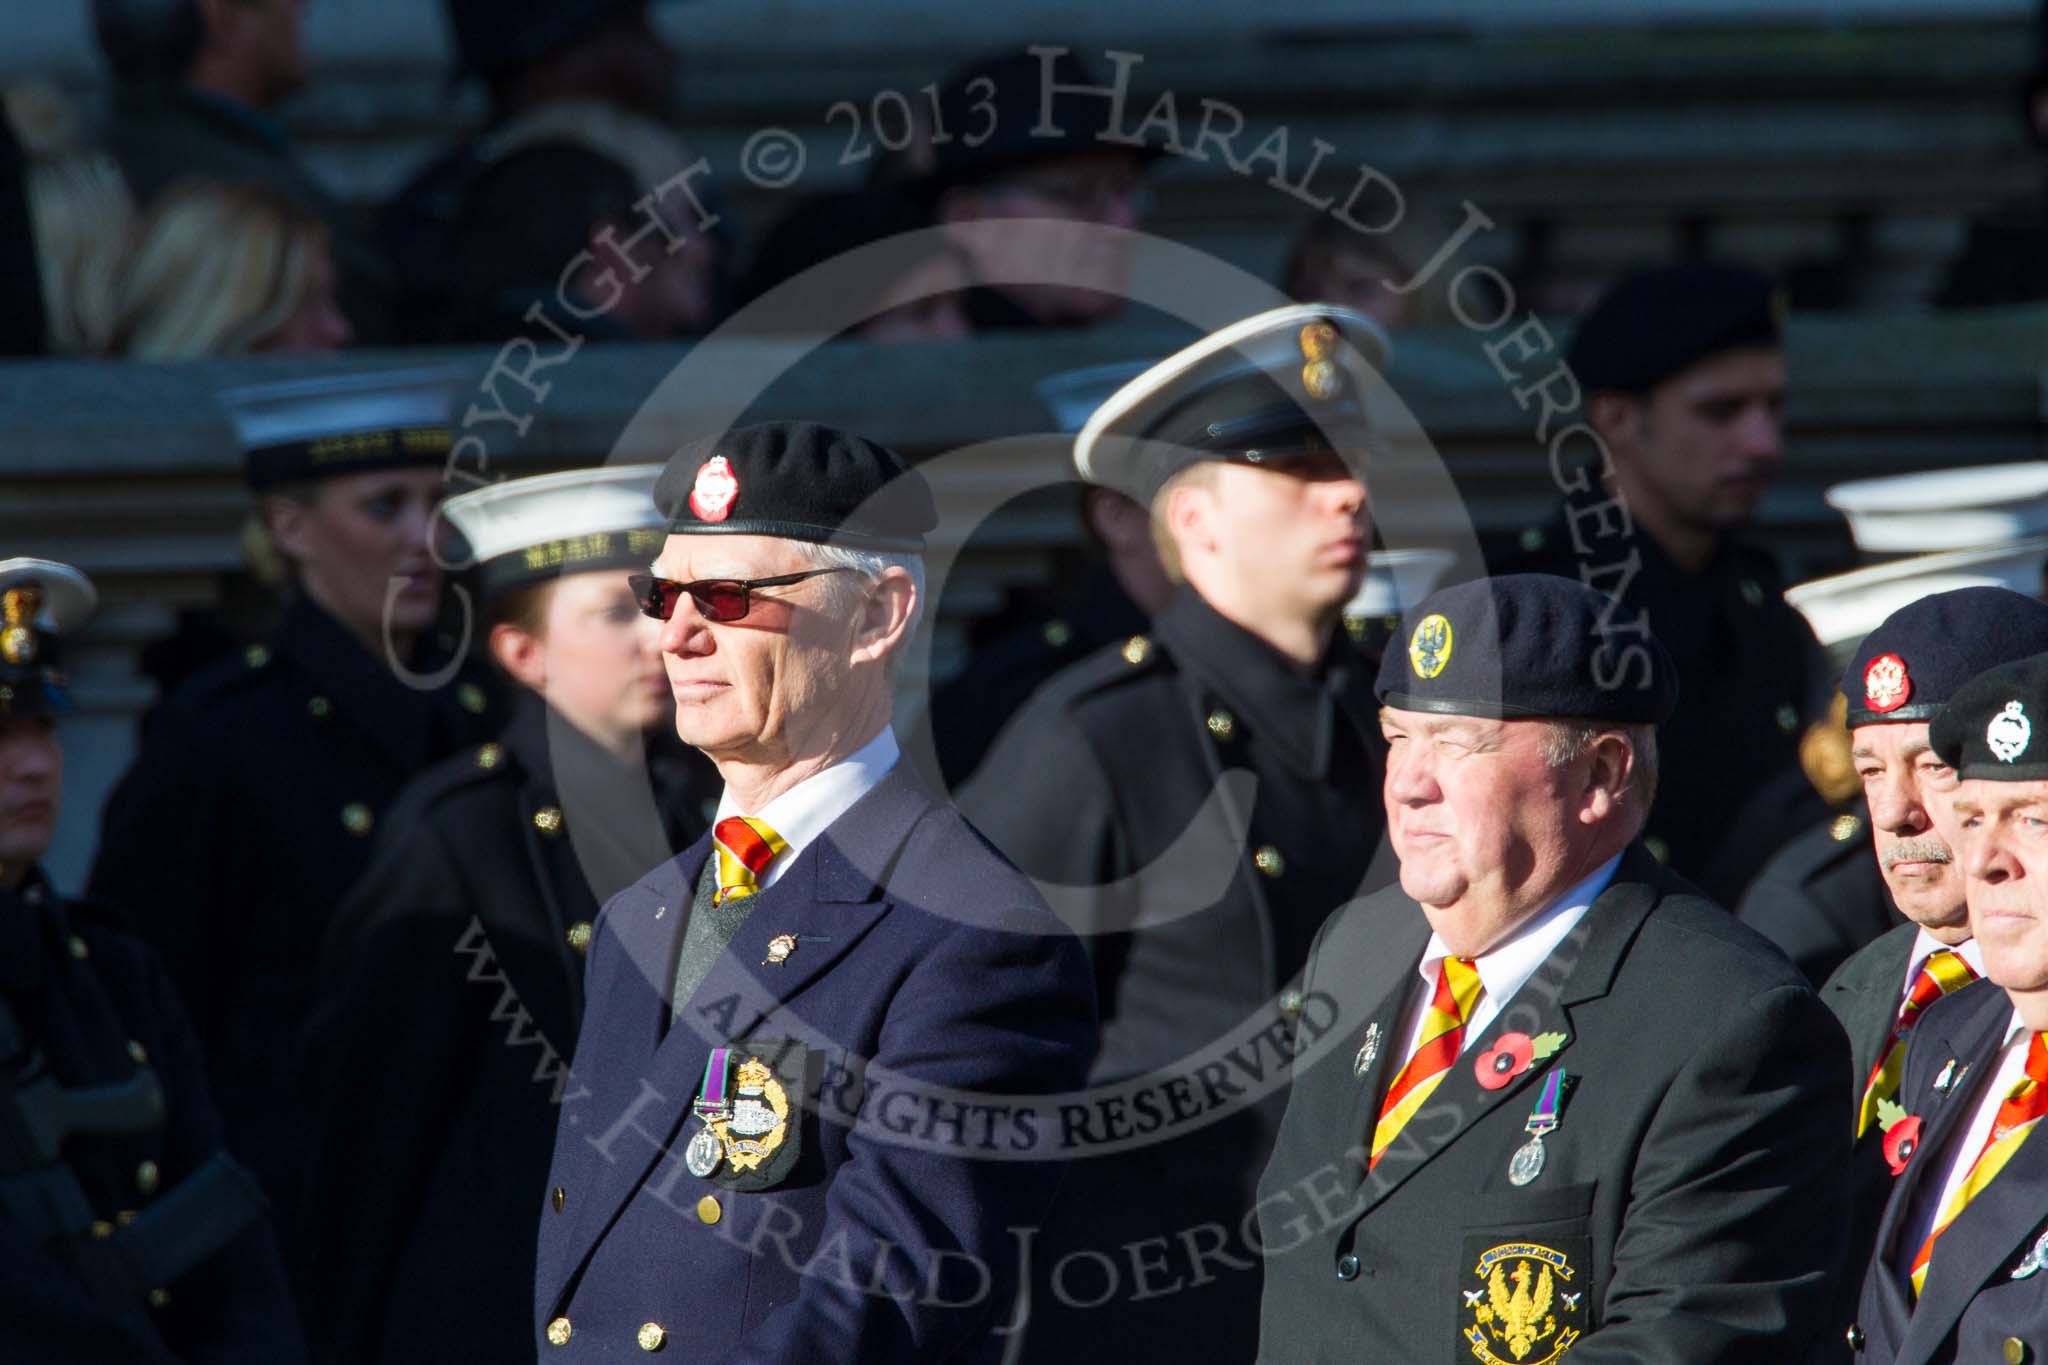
[654,421,936,553]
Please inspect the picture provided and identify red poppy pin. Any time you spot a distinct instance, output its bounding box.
[1475,1030,1568,1090]
[1878,1098,1921,1176]
[688,455,739,523]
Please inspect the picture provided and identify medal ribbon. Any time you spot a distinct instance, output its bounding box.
[1526,1069,1565,1137]
[697,1046,732,1116]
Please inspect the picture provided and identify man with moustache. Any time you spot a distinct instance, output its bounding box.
[1808,588,2048,1353]
[963,304,1391,1362]
[1503,263,1827,895]
[533,423,1094,1360]
[1848,653,2048,1362]
[1258,573,1851,1363]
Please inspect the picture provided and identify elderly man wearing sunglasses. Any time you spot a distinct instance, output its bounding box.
[533,421,1095,1362]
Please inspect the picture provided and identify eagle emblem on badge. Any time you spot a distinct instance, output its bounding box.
[1409,613,1453,680]
[1989,700,2032,764]
[1464,1242,1585,1365]
[713,1056,790,1172]
[688,455,740,523]
[1864,653,1910,714]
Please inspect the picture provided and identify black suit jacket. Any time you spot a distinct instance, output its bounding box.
[1258,844,1852,1364]
[1852,979,2048,1365]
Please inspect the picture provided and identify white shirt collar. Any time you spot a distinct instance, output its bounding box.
[711,727,900,891]
[1417,853,1623,1028]
[1903,928,1987,1004]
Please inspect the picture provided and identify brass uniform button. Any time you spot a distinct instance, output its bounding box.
[1776,705,1800,734]
[638,1322,668,1351]
[306,695,332,720]
[696,1194,722,1225]
[1831,813,1863,842]
[545,1317,573,1346]
[533,806,565,836]
[136,1160,160,1196]
[1042,619,1072,648]
[1253,845,1285,878]
[475,743,504,770]
[147,1288,171,1309]
[1121,635,1152,666]
[126,1039,148,1065]
[1279,989,1304,1019]
[567,922,593,954]
[1740,578,1765,608]
[552,1186,566,1213]
[458,682,489,715]
[341,803,374,837]
[1206,709,1236,741]
[1519,526,1546,553]
[2006,1338,2028,1365]
[243,644,270,669]
[116,1209,138,1226]
[67,935,89,960]
[90,1219,113,1240]
[1845,1323,1864,1351]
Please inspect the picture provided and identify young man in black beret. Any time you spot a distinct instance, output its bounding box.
[1503,262,1827,897]
[533,422,1094,1361]
[0,558,305,1362]
[1850,651,2048,1362]
[1258,572,1852,1363]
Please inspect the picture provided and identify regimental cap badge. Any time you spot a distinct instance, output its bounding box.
[1864,653,1911,714]
[1299,320,1344,401]
[1989,699,2032,764]
[0,585,41,666]
[689,454,740,523]
[1409,613,1453,680]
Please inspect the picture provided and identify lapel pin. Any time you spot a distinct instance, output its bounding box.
[1934,1058,1959,1094]
[1354,1022,1381,1078]
[1877,1100,1922,1176]
[2013,1228,2048,1280]
[1476,1030,1568,1091]
[761,933,832,966]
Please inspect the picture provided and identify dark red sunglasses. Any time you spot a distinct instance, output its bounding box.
[628,568,851,623]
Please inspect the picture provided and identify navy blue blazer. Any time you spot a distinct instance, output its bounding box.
[1852,978,2048,1365]
[535,766,1096,1361]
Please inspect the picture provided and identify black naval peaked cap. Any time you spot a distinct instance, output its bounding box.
[0,557,96,718]
[1842,586,2048,729]
[1566,262,1784,394]
[1931,653,2048,781]
[1376,574,1678,725]
[654,421,937,553]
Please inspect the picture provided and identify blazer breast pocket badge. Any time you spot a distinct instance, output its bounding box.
[688,1039,807,1192]
[1459,1232,1591,1365]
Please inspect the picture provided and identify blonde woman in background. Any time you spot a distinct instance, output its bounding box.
[1,82,133,355]
[111,179,353,358]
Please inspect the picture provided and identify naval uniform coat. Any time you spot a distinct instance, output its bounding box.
[1738,803,1901,988]
[1818,921,1922,1361]
[300,696,713,1365]
[89,596,500,1251]
[1849,979,2048,1365]
[0,871,303,1364]
[1257,844,1852,1364]
[534,765,1095,1361]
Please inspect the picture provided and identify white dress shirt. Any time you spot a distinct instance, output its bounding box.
[1395,853,1623,1068]
[1902,1005,2031,1275]
[712,727,900,892]
[1896,928,1987,1018]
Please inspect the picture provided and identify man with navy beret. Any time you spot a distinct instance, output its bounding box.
[1848,652,2048,1362]
[1503,262,1827,899]
[1259,572,1851,1363]
[533,421,1095,1360]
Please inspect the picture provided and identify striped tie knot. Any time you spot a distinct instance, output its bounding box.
[1368,955,1483,1170]
[712,816,788,906]
[1856,949,1979,1139]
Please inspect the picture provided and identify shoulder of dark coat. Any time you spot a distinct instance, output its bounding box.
[883,799,1074,941]
[1629,873,1815,996]
[1022,630,1179,725]
[382,741,524,826]
[1749,814,1870,887]
[1820,918,1917,996]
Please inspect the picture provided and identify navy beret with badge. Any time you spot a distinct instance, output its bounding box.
[1931,653,2048,780]
[1376,573,1678,725]
[0,557,95,718]
[927,48,1166,190]
[1566,262,1784,394]
[654,420,936,552]
[440,463,666,602]
[1841,586,2048,728]
[1075,303,1390,503]
[219,367,463,492]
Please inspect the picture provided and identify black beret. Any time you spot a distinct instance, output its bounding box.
[1566,262,1784,394]
[1842,587,2048,728]
[1376,573,1678,725]
[655,421,936,553]
[928,48,1162,190]
[446,0,670,79]
[1931,653,2048,780]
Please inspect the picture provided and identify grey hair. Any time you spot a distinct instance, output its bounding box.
[797,541,927,671]
[1541,721,1659,825]
[94,0,205,85]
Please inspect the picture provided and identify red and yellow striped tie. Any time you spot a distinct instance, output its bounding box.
[1369,956,1483,1171]
[1908,1031,2048,1299]
[712,816,787,906]
[1858,949,1978,1139]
